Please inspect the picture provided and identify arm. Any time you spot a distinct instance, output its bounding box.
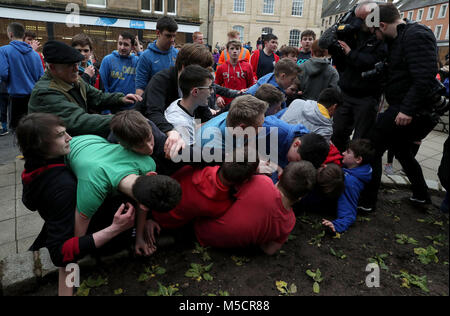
[249,51,259,80]
[0,48,9,82]
[135,53,151,94]
[144,73,175,133]
[331,180,361,233]
[344,39,386,71]
[99,57,111,93]
[85,82,125,112]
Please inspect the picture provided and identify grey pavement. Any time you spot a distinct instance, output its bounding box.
[0,130,448,293]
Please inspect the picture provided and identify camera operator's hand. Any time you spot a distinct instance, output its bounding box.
[395,112,413,126]
[338,40,352,55]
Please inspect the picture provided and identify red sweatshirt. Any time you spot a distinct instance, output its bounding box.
[215,60,256,105]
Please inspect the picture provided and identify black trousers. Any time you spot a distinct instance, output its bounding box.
[9,95,30,130]
[360,106,438,207]
[331,92,379,153]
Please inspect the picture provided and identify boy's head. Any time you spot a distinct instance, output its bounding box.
[285,78,301,97]
[24,31,36,45]
[317,163,345,199]
[301,30,316,53]
[110,110,154,156]
[71,33,93,64]
[192,31,204,44]
[278,161,317,202]
[132,174,182,212]
[7,22,25,40]
[226,95,268,130]
[263,34,278,53]
[254,83,285,116]
[227,30,241,42]
[156,16,178,51]
[343,139,374,168]
[311,39,327,58]
[287,133,329,169]
[221,146,259,186]
[117,31,136,57]
[176,43,214,72]
[226,40,242,61]
[280,46,299,63]
[274,58,301,90]
[317,88,343,117]
[179,64,214,106]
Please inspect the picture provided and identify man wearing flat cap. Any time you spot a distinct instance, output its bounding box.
[28,41,142,138]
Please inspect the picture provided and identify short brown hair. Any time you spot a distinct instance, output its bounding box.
[254,84,285,108]
[227,30,240,39]
[24,31,36,39]
[16,113,66,160]
[110,110,152,150]
[226,40,242,50]
[175,43,214,72]
[278,161,317,201]
[280,46,298,58]
[226,95,268,128]
[71,33,93,50]
[379,3,401,23]
[311,40,327,57]
[221,146,259,185]
[193,31,203,41]
[348,139,375,165]
[274,58,300,77]
[317,163,345,199]
[301,30,316,40]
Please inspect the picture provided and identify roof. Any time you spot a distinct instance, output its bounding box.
[397,0,448,11]
[321,0,360,18]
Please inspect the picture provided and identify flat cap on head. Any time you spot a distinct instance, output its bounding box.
[43,40,84,64]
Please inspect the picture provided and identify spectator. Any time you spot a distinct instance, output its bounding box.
[71,33,101,88]
[217,30,251,67]
[250,33,280,79]
[297,30,316,65]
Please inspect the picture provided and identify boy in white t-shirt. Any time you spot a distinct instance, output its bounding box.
[164,65,214,145]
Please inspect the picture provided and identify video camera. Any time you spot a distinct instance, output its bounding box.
[319,6,364,56]
[361,61,386,79]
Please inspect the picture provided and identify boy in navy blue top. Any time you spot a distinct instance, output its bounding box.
[322,139,374,233]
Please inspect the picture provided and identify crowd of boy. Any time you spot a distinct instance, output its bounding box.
[0,2,448,296]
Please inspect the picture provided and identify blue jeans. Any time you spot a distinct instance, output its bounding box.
[0,93,8,131]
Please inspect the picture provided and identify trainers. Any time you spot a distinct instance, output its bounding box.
[0,130,8,136]
[384,163,394,175]
[357,205,375,213]
[409,195,431,204]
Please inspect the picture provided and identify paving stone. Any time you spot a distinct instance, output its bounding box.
[16,213,44,240]
[16,199,31,218]
[0,219,16,245]
[17,237,37,253]
[389,175,409,185]
[0,242,16,260]
[0,185,15,202]
[421,158,442,171]
[38,248,58,277]
[0,251,35,288]
[425,180,440,191]
[0,173,15,188]
[0,199,15,222]
[0,164,15,175]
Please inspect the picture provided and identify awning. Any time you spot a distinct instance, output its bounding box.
[0,7,199,33]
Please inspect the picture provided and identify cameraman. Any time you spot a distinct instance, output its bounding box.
[359,3,440,211]
[320,2,387,153]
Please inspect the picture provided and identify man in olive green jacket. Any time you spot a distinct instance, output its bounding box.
[28,41,141,138]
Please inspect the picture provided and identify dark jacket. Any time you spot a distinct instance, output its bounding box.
[138,66,240,134]
[332,31,386,98]
[383,21,439,117]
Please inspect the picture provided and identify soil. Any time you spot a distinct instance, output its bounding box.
[18,186,450,296]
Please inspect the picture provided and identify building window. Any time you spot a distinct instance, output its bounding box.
[263,0,275,15]
[167,0,176,15]
[434,25,443,40]
[87,0,106,7]
[445,26,449,40]
[438,4,448,18]
[289,29,301,47]
[141,0,151,11]
[427,6,436,20]
[262,27,273,36]
[155,0,164,13]
[416,9,424,21]
[292,0,304,17]
[234,0,246,13]
[233,25,244,42]
[400,12,404,19]
[407,11,414,20]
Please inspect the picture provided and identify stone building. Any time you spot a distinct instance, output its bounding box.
[0,0,201,61]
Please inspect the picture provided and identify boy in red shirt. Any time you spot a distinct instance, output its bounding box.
[195,161,317,255]
[152,147,259,229]
[215,40,256,110]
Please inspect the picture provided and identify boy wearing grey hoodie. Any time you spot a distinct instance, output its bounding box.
[281,88,342,143]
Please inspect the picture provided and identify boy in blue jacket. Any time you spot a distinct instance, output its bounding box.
[322,139,374,233]
[135,17,178,96]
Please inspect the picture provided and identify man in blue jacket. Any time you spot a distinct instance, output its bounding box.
[0,22,43,130]
[135,16,178,96]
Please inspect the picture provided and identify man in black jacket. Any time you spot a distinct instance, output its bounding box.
[324,2,386,153]
[359,3,439,211]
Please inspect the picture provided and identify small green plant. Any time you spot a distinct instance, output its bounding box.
[113,288,124,295]
[287,234,297,241]
[206,290,230,296]
[231,255,250,266]
[309,231,325,247]
[330,247,347,259]
[147,282,181,296]
[298,215,312,225]
[414,246,439,264]
[192,242,211,262]
[392,271,429,293]
[425,234,447,247]
[275,281,297,296]
[138,265,166,282]
[368,254,389,271]
[185,263,214,281]
[395,234,418,245]
[357,216,371,222]
[75,275,108,296]
[306,269,324,294]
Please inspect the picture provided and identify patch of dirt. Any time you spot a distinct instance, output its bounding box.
[19,186,449,296]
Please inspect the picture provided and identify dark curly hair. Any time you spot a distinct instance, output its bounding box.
[132,175,182,212]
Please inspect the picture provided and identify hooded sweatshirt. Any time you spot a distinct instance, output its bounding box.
[247,72,287,108]
[298,58,339,101]
[281,99,333,142]
[135,40,178,91]
[0,41,44,96]
[332,164,372,233]
[100,51,140,95]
